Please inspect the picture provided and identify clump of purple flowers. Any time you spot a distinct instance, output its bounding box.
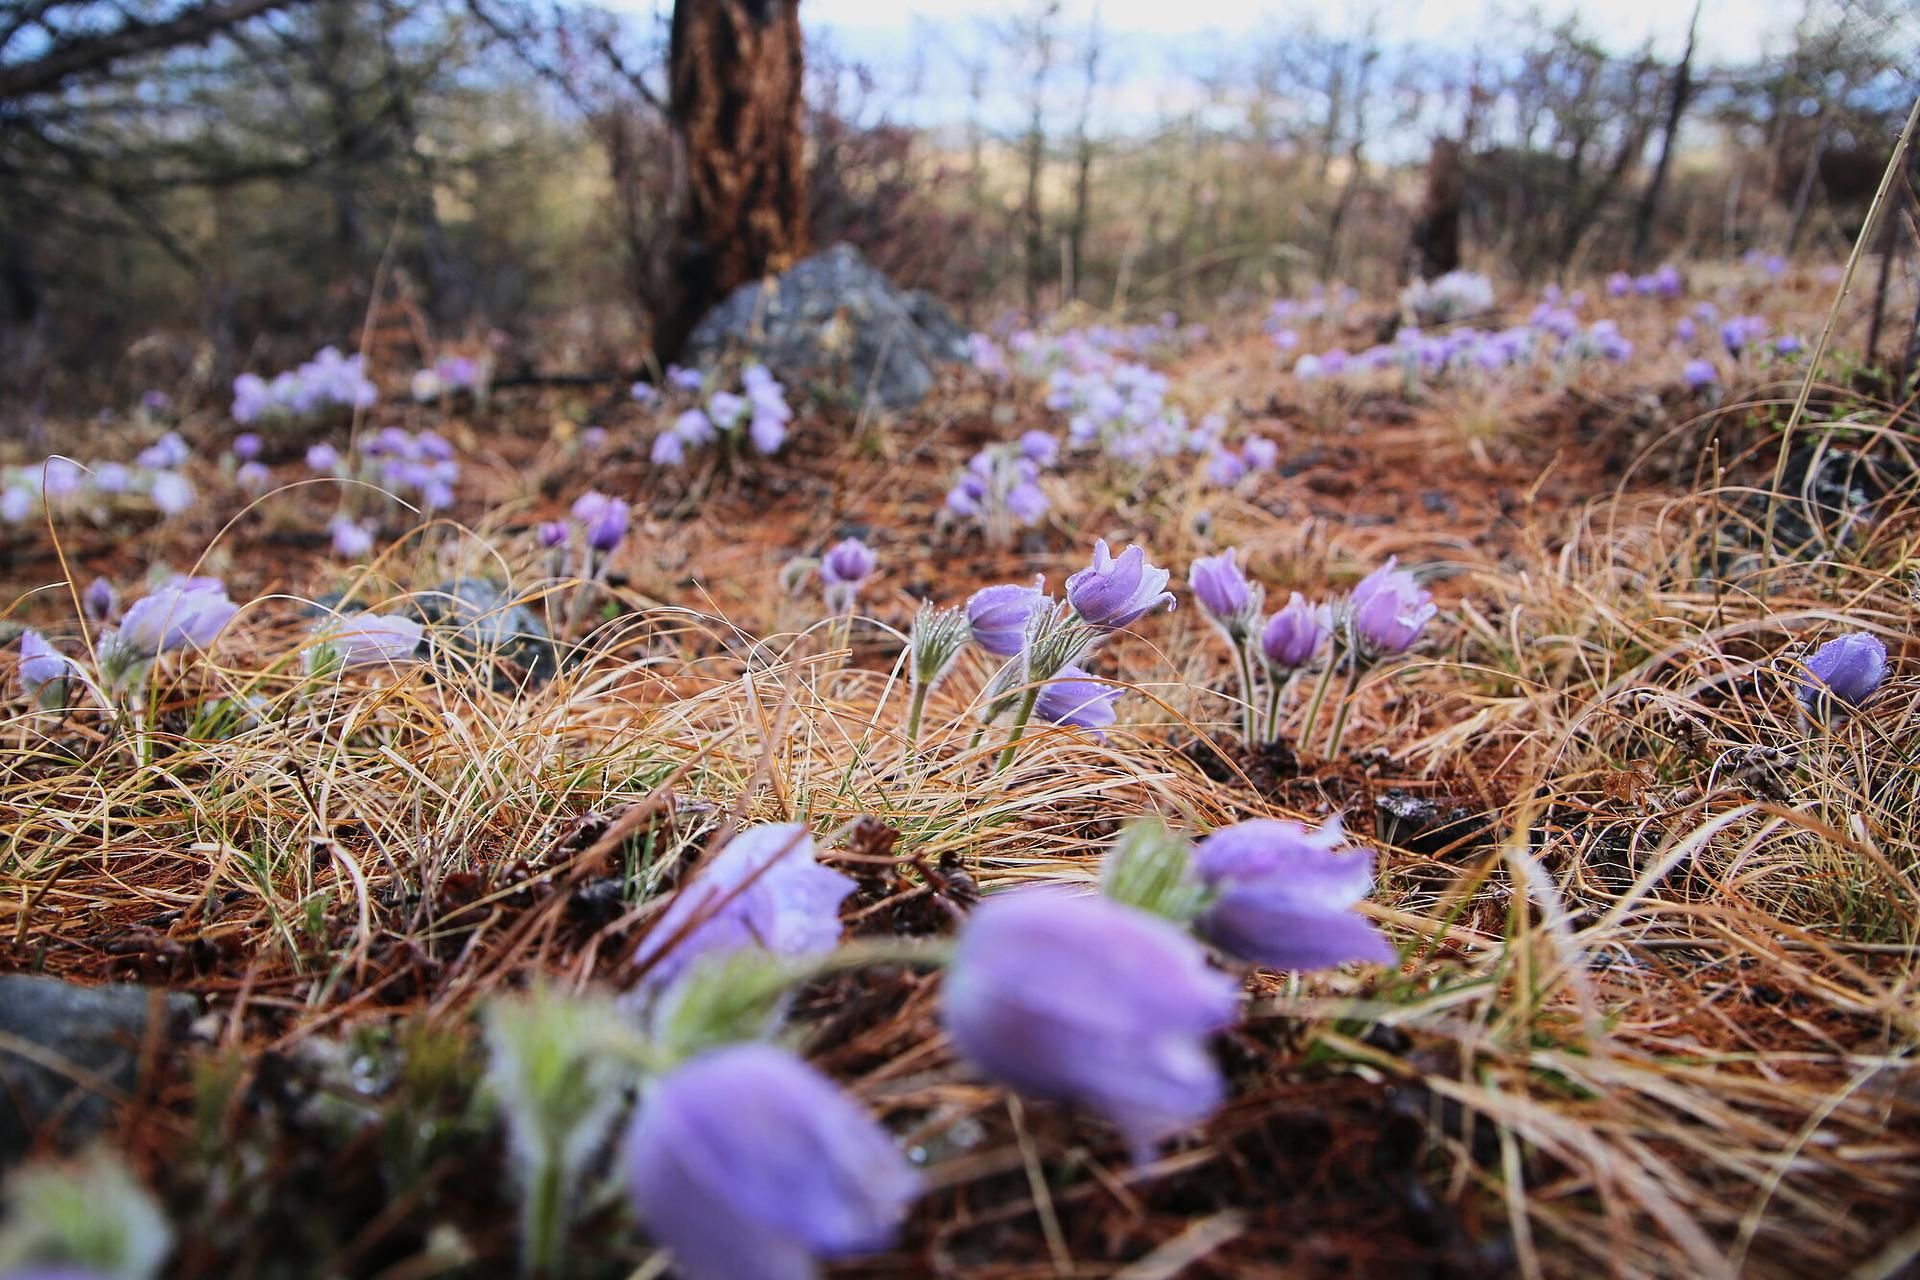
[362,427,459,512]
[647,364,793,465]
[943,434,1054,546]
[232,346,377,424]
[1400,270,1494,325]
[409,353,490,404]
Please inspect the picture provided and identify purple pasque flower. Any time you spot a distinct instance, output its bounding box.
[1033,665,1121,735]
[1192,819,1394,972]
[1347,557,1436,656]
[137,431,189,470]
[942,888,1240,1163]
[1205,447,1247,487]
[623,1043,919,1280]
[83,576,118,623]
[571,490,630,554]
[16,630,70,697]
[966,579,1048,657]
[1017,430,1058,467]
[1682,358,1718,390]
[820,538,877,612]
[1189,549,1260,637]
[631,823,856,1000]
[114,576,238,657]
[1065,539,1175,629]
[1242,435,1278,471]
[149,472,195,516]
[1798,632,1888,720]
[93,461,131,494]
[313,612,425,670]
[668,364,705,391]
[631,380,659,406]
[707,390,748,429]
[232,432,262,461]
[306,442,341,473]
[1261,593,1332,671]
[329,516,374,559]
[235,461,272,495]
[536,520,569,549]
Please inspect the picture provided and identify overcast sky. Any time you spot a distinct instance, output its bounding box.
[615,0,1816,134]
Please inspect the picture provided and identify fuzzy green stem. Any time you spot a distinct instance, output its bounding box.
[523,1148,566,1279]
[906,680,929,755]
[1323,658,1368,761]
[1262,668,1297,745]
[1230,640,1259,747]
[994,686,1042,775]
[1299,653,1340,753]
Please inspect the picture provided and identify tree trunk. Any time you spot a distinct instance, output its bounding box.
[1632,0,1699,267]
[655,0,807,365]
[1408,137,1464,279]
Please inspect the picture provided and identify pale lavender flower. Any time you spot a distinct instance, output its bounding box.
[651,430,688,466]
[329,516,374,559]
[1192,819,1394,972]
[1605,271,1631,298]
[1189,550,1259,637]
[149,472,195,517]
[581,426,609,452]
[231,373,268,424]
[142,389,171,413]
[40,457,84,500]
[1799,632,1888,720]
[631,823,856,999]
[708,391,748,429]
[1348,558,1435,656]
[1005,480,1049,525]
[1242,436,1278,471]
[1205,448,1247,487]
[820,539,877,612]
[1033,666,1121,734]
[943,888,1240,1163]
[966,579,1047,656]
[668,365,705,391]
[83,577,118,623]
[1018,430,1059,467]
[306,443,341,473]
[572,490,630,554]
[631,381,659,405]
[1065,539,1175,629]
[137,432,189,470]
[623,1043,919,1280]
[749,412,787,455]
[1261,593,1332,670]
[93,461,131,494]
[1682,359,1717,389]
[232,432,262,461]
[1,487,32,523]
[114,577,238,657]
[674,408,716,447]
[16,630,70,697]
[313,612,425,670]
[537,520,569,549]
[235,461,272,495]
[1675,317,1697,344]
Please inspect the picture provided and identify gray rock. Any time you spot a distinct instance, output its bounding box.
[685,244,967,409]
[406,578,556,690]
[0,975,196,1166]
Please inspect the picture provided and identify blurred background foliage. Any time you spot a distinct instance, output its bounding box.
[0,0,1915,415]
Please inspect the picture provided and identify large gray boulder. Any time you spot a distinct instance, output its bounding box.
[0,975,196,1165]
[685,244,969,409]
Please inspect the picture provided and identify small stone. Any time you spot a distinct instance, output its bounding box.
[0,975,196,1166]
[1374,790,1495,858]
[685,244,966,409]
[406,578,557,690]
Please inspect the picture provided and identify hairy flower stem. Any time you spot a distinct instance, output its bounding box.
[995,686,1042,775]
[1322,659,1367,761]
[1261,670,1297,745]
[1298,654,1341,753]
[523,1146,566,1279]
[1231,642,1259,747]
[905,682,929,756]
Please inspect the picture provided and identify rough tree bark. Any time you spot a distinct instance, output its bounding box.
[1632,0,1699,267]
[1408,137,1463,279]
[655,0,808,366]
